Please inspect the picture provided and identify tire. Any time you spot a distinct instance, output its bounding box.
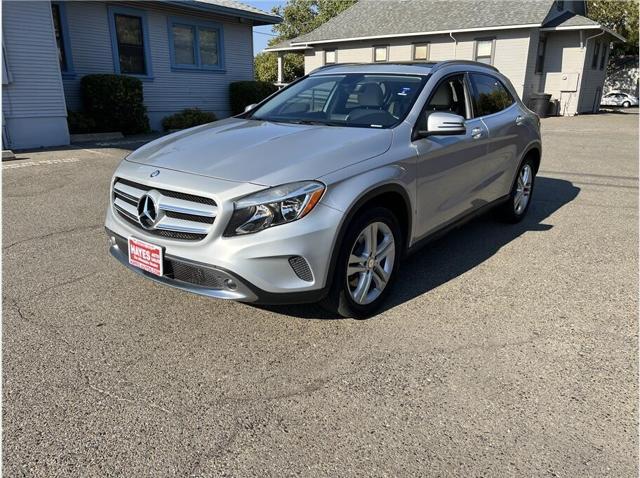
[622,101,631,108]
[322,207,402,319]
[498,156,536,223]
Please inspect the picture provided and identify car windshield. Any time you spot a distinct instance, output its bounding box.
[248,74,427,128]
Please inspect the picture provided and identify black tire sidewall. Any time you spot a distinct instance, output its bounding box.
[623,101,631,108]
[504,157,536,222]
[331,207,403,319]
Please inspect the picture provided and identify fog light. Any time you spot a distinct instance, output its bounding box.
[224,279,237,290]
[109,236,116,246]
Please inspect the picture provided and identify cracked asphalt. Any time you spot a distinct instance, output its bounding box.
[3,112,638,477]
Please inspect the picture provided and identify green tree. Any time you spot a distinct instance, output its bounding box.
[254,0,357,82]
[254,51,304,83]
[587,0,639,57]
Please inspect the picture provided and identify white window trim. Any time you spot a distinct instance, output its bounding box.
[412,42,430,61]
[373,45,389,63]
[473,37,496,65]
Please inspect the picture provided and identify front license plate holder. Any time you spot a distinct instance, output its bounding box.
[128,237,163,277]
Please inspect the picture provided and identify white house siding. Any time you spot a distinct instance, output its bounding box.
[2,0,69,149]
[61,2,254,130]
[577,38,609,114]
[536,31,585,115]
[304,29,533,100]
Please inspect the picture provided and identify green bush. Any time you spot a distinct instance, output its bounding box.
[67,110,97,134]
[229,81,278,115]
[161,108,216,131]
[81,74,150,134]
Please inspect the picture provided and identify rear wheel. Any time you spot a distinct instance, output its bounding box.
[498,157,536,223]
[623,101,631,108]
[322,207,402,319]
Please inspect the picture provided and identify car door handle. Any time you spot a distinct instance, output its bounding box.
[471,127,482,139]
[515,115,525,126]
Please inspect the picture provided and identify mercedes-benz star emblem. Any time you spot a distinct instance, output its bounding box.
[150,170,160,178]
[137,193,159,229]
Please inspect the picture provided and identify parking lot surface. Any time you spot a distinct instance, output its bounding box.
[3,113,638,476]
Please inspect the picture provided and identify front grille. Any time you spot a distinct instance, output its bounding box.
[111,233,227,290]
[165,259,226,289]
[112,177,217,241]
[289,256,313,282]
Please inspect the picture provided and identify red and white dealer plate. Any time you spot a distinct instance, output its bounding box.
[128,237,163,276]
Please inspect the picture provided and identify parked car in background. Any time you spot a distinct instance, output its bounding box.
[105,60,542,318]
[601,91,639,108]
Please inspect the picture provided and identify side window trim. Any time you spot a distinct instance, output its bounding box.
[412,72,472,140]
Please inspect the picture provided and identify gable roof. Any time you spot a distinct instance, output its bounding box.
[283,0,556,46]
[543,11,599,28]
[163,0,281,25]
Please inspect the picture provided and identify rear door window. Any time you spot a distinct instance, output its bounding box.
[469,73,514,117]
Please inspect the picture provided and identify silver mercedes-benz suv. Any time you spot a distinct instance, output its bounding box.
[105,60,541,318]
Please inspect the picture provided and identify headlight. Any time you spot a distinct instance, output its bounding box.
[224,181,325,236]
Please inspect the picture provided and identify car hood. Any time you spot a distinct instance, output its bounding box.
[126,118,393,186]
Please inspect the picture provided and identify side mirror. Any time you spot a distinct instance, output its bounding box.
[244,103,257,113]
[417,112,466,137]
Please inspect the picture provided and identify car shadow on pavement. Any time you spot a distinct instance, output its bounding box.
[255,177,580,320]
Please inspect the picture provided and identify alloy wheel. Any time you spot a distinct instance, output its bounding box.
[346,221,395,305]
[514,164,533,215]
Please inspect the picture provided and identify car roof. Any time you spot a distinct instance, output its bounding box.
[309,60,499,77]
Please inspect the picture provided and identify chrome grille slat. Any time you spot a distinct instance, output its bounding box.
[112,177,217,241]
[113,197,138,220]
[157,196,217,218]
[113,181,145,201]
[155,216,209,235]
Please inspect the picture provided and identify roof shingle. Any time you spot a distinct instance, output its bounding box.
[289,0,556,44]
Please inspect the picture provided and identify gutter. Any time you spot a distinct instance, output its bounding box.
[288,23,542,47]
[161,1,282,25]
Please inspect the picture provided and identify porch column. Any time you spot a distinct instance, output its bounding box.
[277,53,283,84]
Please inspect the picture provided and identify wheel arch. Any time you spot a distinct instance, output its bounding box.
[323,183,413,295]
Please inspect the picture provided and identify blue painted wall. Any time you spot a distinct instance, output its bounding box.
[2,1,70,149]
[61,1,256,131]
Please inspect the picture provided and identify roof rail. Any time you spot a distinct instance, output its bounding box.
[310,61,438,74]
[431,60,500,73]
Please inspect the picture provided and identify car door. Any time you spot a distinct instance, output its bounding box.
[413,73,490,239]
[468,72,523,202]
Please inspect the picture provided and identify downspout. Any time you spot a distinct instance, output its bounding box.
[449,32,457,58]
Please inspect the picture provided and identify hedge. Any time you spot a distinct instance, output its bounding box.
[81,74,150,134]
[161,108,216,131]
[229,81,278,115]
[67,111,97,134]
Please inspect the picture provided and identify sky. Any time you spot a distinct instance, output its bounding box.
[243,0,288,55]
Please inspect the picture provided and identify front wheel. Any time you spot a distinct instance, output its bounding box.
[322,207,402,319]
[622,101,631,108]
[498,157,536,223]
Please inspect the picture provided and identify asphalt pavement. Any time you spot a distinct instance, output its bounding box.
[3,112,638,476]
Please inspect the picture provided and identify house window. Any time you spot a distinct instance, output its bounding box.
[599,43,607,70]
[51,2,73,74]
[591,40,601,69]
[108,6,151,76]
[535,37,546,73]
[324,49,336,64]
[373,45,388,62]
[474,39,494,65]
[168,18,224,70]
[413,43,429,61]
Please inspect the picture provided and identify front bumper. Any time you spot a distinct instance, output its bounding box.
[104,163,344,303]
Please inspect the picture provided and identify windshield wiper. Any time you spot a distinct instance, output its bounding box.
[287,119,342,126]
